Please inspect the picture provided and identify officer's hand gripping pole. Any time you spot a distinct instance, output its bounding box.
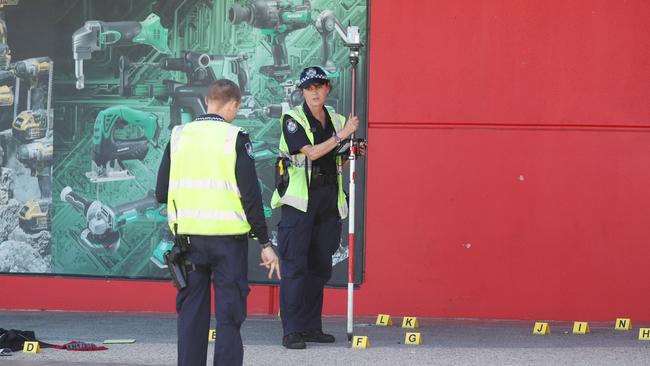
[344,24,363,343]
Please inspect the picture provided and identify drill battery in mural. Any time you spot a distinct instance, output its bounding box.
[18,199,51,233]
[12,109,49,141]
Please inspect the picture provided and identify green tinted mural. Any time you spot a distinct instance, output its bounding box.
[0,0,367,286]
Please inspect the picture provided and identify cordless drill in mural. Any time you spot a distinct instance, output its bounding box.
[72,13,172,89]
[158,51,252,126]
[228,0,310,81]
[118,50,253,124]
[16,137,53,198]
[13,57,53,112]
[10,57,53,199]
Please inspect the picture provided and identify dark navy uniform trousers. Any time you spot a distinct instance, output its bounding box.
[176,235,249,366]
[278,184,341,336]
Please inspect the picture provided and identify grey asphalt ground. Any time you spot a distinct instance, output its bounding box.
[0,311,648,366]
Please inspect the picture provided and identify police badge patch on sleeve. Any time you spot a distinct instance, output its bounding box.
[286,118,298,133]
[244,142,255,159]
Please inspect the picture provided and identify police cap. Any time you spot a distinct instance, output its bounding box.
[297,66,330,89]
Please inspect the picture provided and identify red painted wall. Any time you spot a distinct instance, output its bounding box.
[2,1,650,321]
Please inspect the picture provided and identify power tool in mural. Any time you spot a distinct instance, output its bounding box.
[0,0,368,286]
[85,105,161,183]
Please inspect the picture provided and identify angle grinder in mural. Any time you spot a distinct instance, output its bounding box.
[60,186,168,253]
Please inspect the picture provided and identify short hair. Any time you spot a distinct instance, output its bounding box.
[207,79,241,105]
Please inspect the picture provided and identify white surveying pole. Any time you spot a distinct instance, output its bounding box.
[344,24,362,343]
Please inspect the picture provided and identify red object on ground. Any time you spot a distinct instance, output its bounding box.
[53,342,108,351]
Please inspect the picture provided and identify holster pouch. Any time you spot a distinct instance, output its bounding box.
[275,157,291,197]
[165,234,192,290]
[165,245,188,290]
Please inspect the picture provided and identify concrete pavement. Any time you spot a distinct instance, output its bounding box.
[1,311,648,365]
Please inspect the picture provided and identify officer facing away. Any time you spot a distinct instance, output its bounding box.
[271,66,363,349]
[156,79,281,366]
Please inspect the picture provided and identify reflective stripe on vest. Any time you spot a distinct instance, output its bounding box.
[168,209,247,222]
[169,179,241,197]
[168,120,251,235]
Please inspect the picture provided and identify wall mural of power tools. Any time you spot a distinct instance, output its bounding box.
[0,0,368,286]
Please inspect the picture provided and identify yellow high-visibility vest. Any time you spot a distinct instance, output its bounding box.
[168,120,251,235]
[271,105,348,219]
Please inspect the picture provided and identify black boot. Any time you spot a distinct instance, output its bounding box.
[301,330,335,343]
[282,333,306,349]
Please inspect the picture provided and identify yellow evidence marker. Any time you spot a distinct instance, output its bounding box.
[23,342,40,353]
[402,316,420,329]
[533,322,550,335]
[572,322,590,334]
[352,336,369,349]
[405,332,422,345]
[376,314,392,326]
[639,328,650,341]
[615,318,632,330]
[208,330,216,342]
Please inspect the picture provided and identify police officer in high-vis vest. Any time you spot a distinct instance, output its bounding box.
[155,79,281,365]
[271,66,362,349]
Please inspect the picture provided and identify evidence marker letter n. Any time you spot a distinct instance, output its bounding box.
[615,318,631,330]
